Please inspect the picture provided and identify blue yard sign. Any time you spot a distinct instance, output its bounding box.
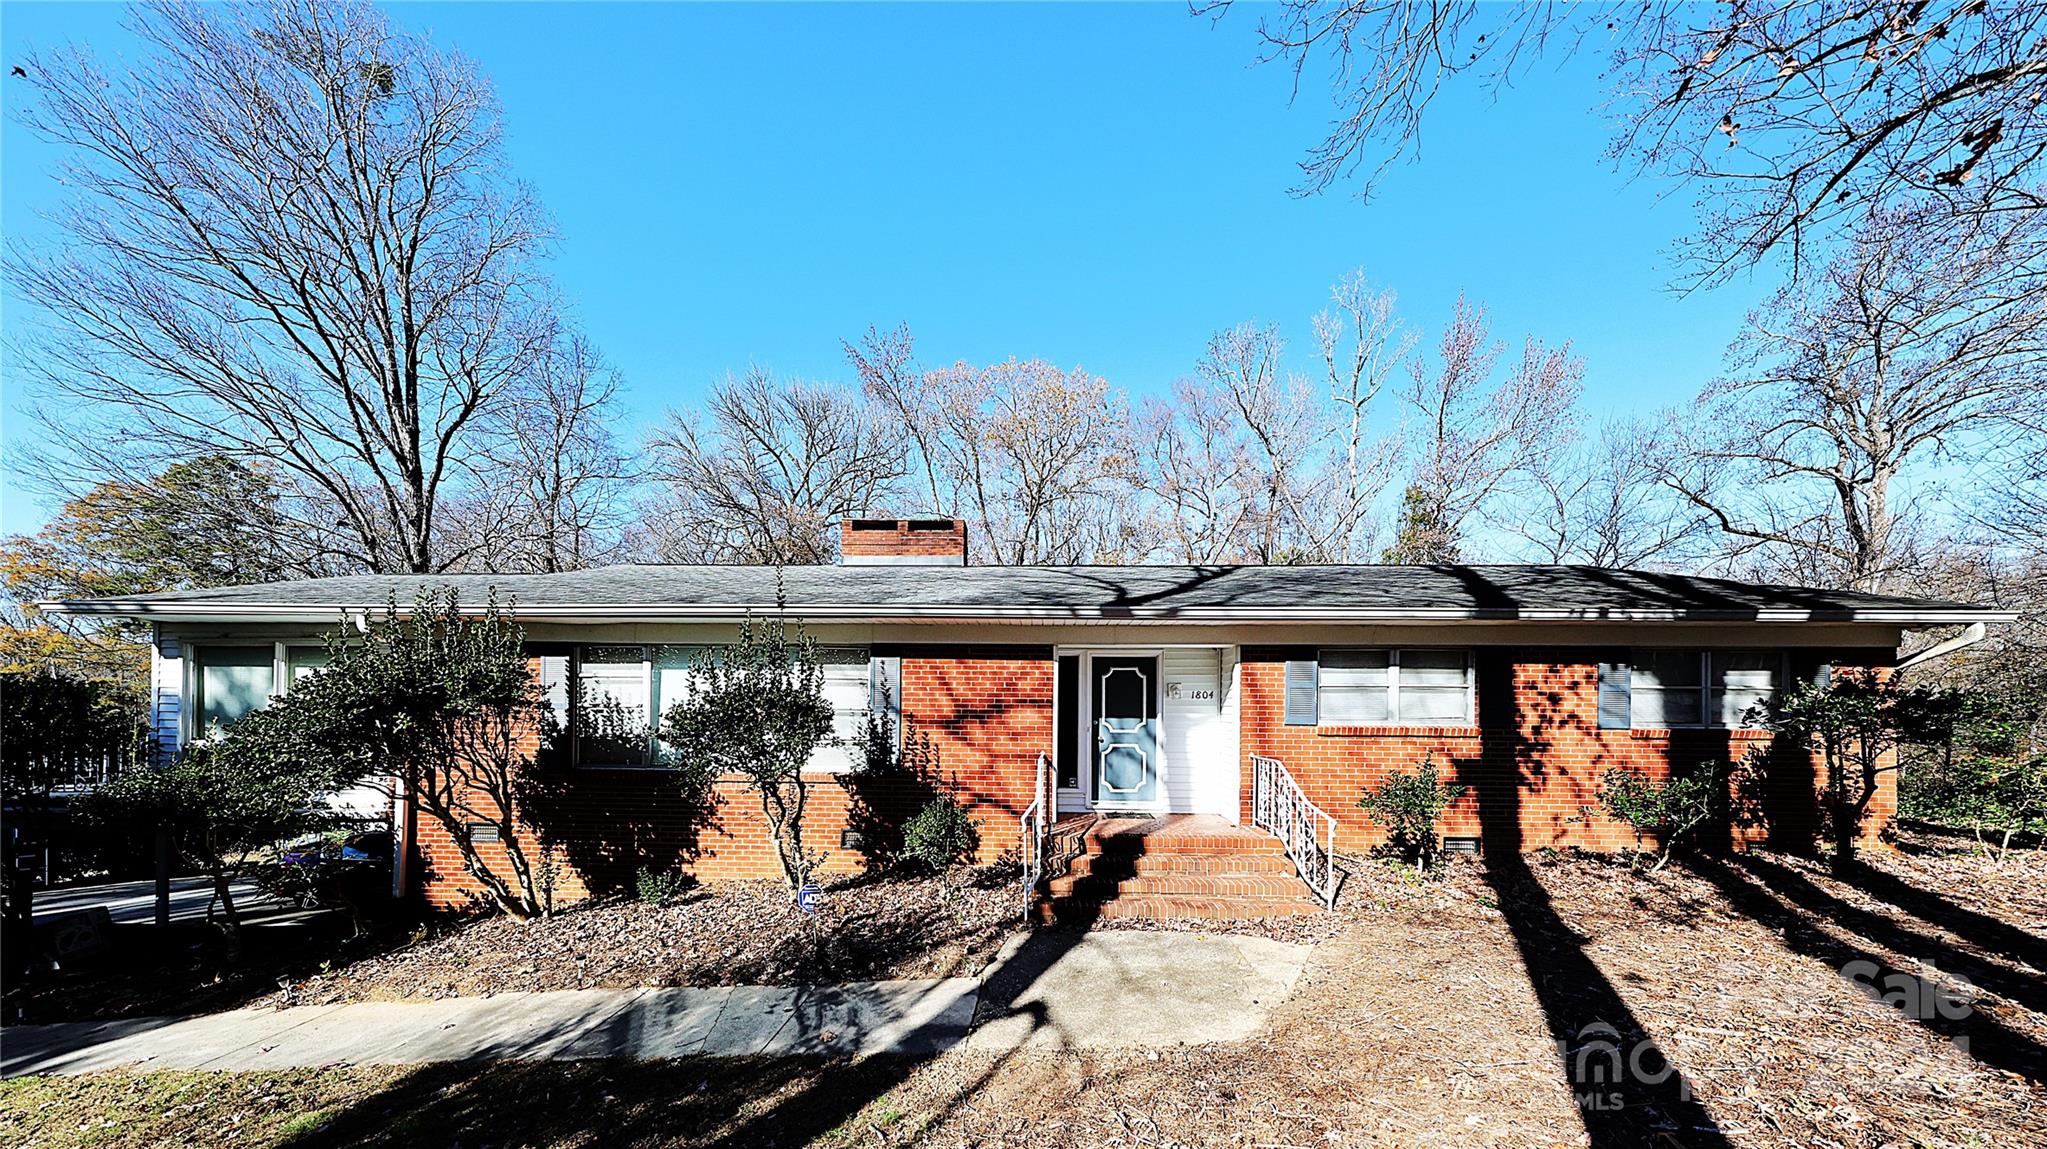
[796,882,819,914]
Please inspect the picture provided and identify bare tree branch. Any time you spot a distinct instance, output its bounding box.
[7,0,615,573]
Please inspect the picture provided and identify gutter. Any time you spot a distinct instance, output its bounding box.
[1895,621,1990,672]
[35,599,2020,627]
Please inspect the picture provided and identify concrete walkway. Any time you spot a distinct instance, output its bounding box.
[1,931,1311,1076]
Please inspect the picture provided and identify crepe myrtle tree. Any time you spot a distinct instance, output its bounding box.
[659,614,836,893]
[227,590,556,918]
[83,741,331,960]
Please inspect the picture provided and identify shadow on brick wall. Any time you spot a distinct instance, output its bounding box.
[515,762,719,901]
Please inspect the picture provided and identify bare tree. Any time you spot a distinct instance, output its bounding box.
[1209,1,2047,278]
[8,0,612,574]
[1130,378,1262,563]
[1192,323,1344,563]
[1385,296,1583,563]
[1658,205,2047,592]
[462,336,635,573]
[1315,269,1409,559]
[850,328,1136,564]
[645,369,906,564]
[1511,418,1709,568]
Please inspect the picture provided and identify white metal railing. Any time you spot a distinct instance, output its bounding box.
[1251,754,1339,909]
[1019,751,1051,917]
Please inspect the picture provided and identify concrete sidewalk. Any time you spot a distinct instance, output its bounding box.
[1,931,1311,1076]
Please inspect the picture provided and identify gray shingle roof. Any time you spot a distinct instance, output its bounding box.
[40,564,2005,624]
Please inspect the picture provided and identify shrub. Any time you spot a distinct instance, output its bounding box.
[659,613,836,893]
[1897,686,2046,861]
[901,791,980,872]
[218,590,558,918]
[1753,670,1918,870]
[1596,761,1728,871]
[900,790,980,903]
[1357,755,1467,875]
[83,741,330,959]
[634,866,691,906]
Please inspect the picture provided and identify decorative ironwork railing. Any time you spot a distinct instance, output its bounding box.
[1251,754,1339,909]
[1019,751,1051,918]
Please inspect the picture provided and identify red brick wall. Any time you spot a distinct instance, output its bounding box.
[413,643,1895,910]
[1236,648,1895,857]
[412,648,1054,911]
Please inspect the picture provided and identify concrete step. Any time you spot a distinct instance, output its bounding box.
[1063,851,1299,878]
[1033,894,1326,924]
[1045,871,1313,900]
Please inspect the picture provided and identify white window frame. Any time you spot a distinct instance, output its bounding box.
[569,644,872,772]
[1629,650,1786,730]
[1317,648,1475,727]
[185,643,286,741]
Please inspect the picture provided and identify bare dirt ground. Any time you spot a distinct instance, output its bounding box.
[5,831,2042,1149]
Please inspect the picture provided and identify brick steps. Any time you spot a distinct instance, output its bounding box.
[1045,871,1312,899]
[1034,814,1324,922]
[1033,894,1326,924]
[1063,851,1298,877]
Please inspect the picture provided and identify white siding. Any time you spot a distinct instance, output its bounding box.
[152,632,183,765]
[1163,647,1239,819]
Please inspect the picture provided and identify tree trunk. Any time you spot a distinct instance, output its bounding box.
[212,869,243,963]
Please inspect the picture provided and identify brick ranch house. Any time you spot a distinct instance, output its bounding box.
[48,519,2011,920]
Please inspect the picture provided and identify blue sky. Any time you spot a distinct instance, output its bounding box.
[1,2,1769,536]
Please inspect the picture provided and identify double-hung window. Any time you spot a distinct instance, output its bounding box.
[1315,648,1474,726]
[568,644,876,771]
[575,645,659,766]
[1622,651,1782,729]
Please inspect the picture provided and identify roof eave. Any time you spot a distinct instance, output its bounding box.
[37,599,2018,627]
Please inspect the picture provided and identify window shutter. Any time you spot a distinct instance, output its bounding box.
[1283,659,1318,726]
[869,655,903,742]
[538,654,571,723]
[1596,658,1632,730]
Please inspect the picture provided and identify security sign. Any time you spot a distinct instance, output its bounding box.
[796,882,819,914]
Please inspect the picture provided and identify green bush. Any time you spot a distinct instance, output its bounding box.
[634,866,691,906]
[1897,686,2046,859]
[1356,755,1467,875]
[1596,761,1728,871]
[82,741,331,958]
[900,791,980,897]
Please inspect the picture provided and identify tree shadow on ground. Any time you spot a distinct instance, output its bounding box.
[266,915,1097,1149]
[6,911,414,1026]
[1683,852,2047,1087]
[271,1056,905,1148]
[1473,646,1733,1149]
[1834,859,2047,972]
[1731,852,2047,1018]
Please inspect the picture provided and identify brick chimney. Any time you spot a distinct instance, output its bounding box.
[838,518,969,566]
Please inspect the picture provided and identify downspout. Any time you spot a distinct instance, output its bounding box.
[1894,621,1988,673]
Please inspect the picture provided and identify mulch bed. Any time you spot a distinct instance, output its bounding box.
[287,866,1025,1006]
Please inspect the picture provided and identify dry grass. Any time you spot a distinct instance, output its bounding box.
[6,831,2042,1149]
